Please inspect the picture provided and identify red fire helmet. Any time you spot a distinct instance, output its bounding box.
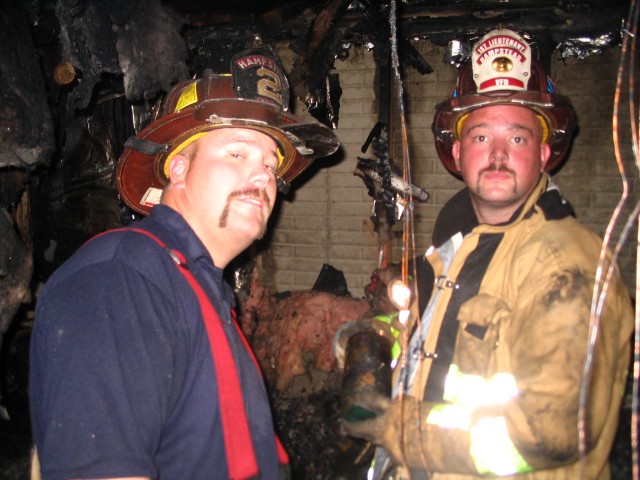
[116,46,340,216]
[432,29,577,178]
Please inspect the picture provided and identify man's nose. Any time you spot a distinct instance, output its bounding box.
[249,160,274,187]
[489,141,508,164]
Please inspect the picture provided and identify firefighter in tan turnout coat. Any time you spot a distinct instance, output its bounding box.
[342,29,633,480]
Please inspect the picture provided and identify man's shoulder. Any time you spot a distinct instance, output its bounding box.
[508,210,609,276]
[530,209,601,245]
[44,224,180,293]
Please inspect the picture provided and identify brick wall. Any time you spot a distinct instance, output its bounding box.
[260,41,638,299]
[552,49,638,295]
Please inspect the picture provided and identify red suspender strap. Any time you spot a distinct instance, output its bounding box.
[109,228,286,478]
[174,258,259,479]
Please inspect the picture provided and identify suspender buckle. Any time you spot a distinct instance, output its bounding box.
[434,275,458,290]
[166,249,185,266]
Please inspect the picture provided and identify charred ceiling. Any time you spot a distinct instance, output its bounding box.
[169,0,630,88]
[169,1,629,54]
[35,0,631,127]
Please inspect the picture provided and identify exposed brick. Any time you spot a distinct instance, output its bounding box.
[260,42,638,294]
[329,244,367,260]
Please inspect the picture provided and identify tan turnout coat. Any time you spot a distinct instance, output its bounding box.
[396,176,632,480]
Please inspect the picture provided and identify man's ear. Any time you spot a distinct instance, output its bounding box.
[167,154,189,189]
[452,141,462,172]
[539,143,551,172]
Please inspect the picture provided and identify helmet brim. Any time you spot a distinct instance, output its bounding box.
[117,98,339,215]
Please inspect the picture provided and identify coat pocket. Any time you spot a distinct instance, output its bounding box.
[455,293,510,377]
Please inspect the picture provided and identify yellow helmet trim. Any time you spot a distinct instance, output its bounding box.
[535,113,550,143]
[162,132,210,178]
[454,113,469,140]
[162,127,286,179]
[454,111,549,143]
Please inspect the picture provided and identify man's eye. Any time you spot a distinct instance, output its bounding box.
[265,164,277,176]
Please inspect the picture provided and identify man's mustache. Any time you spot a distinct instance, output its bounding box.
[227,187,271,210]
[479,163,515,177]
[218,187,272,229]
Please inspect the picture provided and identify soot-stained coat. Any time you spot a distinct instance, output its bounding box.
[382,175,633,479]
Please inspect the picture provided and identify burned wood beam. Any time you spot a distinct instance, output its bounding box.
[289,0,353,126]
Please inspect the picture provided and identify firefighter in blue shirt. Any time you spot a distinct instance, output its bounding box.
[29,47,339,480]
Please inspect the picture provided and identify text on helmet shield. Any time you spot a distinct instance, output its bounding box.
[476,48,526,66]
[235,54,280,72]
[255,66,284,107]
[232,50,290,109]
[471,30,531,94]
[475,35,527,55]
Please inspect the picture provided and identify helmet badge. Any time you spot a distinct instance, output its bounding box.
[471,30,532,93]
[231,47,290,110]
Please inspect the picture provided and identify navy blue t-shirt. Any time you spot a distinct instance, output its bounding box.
[29,205,282,479]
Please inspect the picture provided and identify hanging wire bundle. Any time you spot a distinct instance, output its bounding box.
[579,0,640,478]
[388,0,431,474]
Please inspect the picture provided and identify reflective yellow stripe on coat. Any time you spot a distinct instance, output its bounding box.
[426,365,533,475]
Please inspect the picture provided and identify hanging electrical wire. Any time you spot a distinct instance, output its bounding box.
[389,0,416,288]
[387,0,431,475]
[578,0,640,478]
